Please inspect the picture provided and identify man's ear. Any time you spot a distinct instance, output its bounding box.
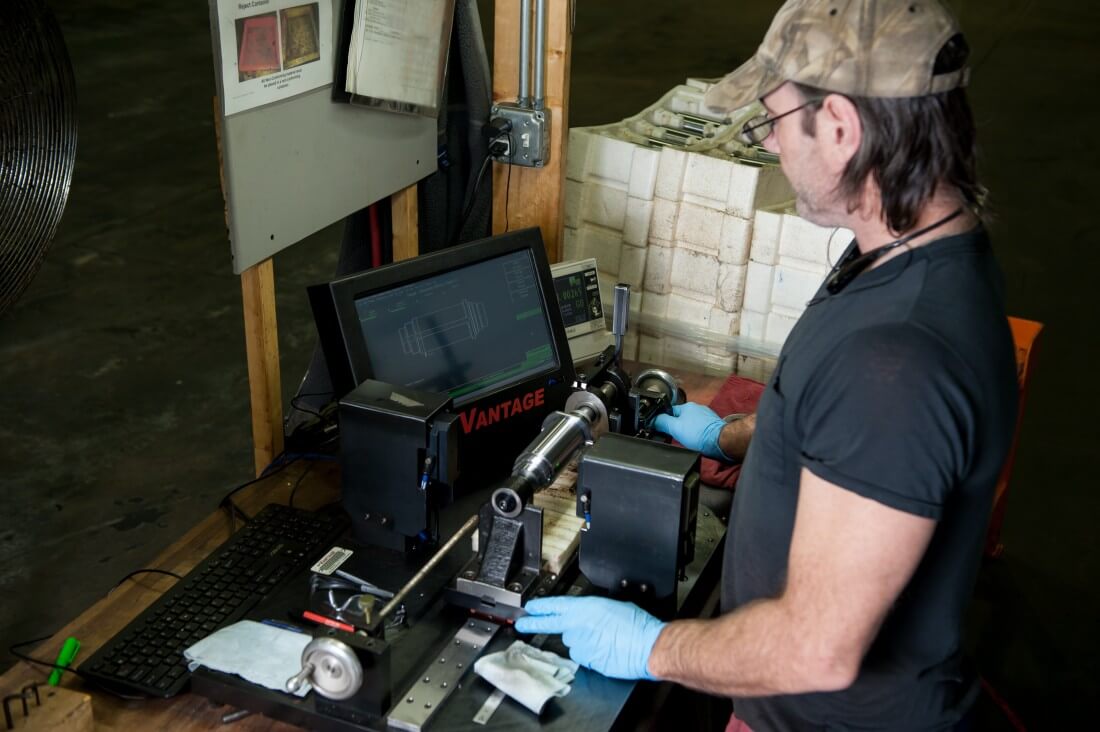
[818,94,862,172]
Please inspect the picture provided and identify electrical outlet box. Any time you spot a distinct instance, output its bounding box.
[491,104,551,168]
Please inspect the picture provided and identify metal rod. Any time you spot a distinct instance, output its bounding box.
[378,514,481,620]
[518,0,532,107]
[532,0,547,109]
[612,283,630,359]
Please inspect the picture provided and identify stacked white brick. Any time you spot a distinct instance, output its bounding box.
[563,126,660,360]
[638,145,793,373]
[562,79,853,379]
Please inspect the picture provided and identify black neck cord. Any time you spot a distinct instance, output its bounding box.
[824,207,965,295]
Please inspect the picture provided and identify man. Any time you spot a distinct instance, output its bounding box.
[515,1,1019,729]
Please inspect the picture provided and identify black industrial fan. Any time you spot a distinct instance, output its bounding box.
[0,0,77,316]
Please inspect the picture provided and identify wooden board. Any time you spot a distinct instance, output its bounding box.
[240,259,284,476]
[4,686,94,732]
[491,0,573,262]
[533,463,585,574]
[391,183,419,262]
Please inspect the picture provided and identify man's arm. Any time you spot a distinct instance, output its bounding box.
[647,467,935,696]
[717,413,755,462]
[652,404,755,462]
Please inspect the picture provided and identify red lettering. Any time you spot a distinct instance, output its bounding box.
[460,409,478,434]
[458,388,549,434]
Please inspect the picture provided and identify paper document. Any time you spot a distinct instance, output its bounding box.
[345,0,454,115]
[215,0,335,116]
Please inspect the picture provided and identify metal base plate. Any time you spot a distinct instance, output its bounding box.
[387,619,500,731]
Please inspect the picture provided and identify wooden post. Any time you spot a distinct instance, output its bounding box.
[240,259,283,476]
[491,0,573,262]
[391,183,419,261]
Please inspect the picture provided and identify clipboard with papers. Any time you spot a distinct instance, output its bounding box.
[339,0,455,117]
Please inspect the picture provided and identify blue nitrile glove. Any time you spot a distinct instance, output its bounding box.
[651,402,731,460]
[514,596,665,680]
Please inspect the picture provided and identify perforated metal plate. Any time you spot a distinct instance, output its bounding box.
[388,619,500,731]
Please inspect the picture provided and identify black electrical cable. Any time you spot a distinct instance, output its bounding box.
[289,391,335,421]
[224,497,251,528]
[287,461,316,509]
[217,451,300,513]
[452,152,494,246]
[110,568,182,591]
[452,124,512,246]
[8,636,149,701]
[503,150,513,231]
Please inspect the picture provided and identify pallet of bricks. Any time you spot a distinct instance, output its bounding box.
[563,79,853,383]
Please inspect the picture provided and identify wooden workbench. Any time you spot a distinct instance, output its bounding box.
[0,369,726,730]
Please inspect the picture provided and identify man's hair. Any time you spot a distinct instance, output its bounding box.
[792,36,983,233]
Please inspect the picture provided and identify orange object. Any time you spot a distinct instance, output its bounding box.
[985,317,1044,558]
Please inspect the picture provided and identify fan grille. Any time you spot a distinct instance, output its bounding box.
[0,0,78,316]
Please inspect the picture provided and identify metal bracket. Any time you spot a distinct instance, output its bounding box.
[490,104,551,168]
[387,620,500,731]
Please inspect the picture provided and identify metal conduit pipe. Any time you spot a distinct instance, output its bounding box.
[518,0,532,107]
[532,0,548,109]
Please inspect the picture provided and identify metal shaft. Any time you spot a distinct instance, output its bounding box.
[518,0,532,107]
[378,514,481,621]
[612,283,630,358]
[532,0,547,109]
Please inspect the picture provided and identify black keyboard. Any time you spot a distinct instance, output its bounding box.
[80,504,348,698]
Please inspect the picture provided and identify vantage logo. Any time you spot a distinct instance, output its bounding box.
[459,388,545,434]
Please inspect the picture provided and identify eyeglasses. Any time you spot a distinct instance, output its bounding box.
[738,100,818,146]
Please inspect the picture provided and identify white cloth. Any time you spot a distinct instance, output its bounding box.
[184,620,312,697]
[474,640,579,715]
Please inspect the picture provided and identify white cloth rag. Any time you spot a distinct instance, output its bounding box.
[474,639,579,715]
[184,620,313,697]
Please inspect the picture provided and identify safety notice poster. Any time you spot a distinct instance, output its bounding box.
[215,0,334,116]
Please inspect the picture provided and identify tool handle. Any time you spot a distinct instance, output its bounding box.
[612,283,630,358]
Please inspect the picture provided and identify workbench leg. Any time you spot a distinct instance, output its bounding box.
[391,183,419,261]
[491,0,573,263]
[240,259,284,476]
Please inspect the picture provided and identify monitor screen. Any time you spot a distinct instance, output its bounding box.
[352,249,558,402]
[552,262,603,332]
[309,227,574,409]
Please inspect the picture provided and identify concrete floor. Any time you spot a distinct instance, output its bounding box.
[1,0,1095,727]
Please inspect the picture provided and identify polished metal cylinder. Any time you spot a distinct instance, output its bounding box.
[514,411,589,484]
[492,403,599,517]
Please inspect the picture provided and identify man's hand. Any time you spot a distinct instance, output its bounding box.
[514,596,666,680]
[652,402,730,460]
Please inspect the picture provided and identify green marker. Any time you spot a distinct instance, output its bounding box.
[48,637,80,686]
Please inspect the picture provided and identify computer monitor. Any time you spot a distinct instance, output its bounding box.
[309,228,576,482]
[551,257,615,363]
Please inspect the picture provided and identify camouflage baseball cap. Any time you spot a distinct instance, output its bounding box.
[704,0,970,115]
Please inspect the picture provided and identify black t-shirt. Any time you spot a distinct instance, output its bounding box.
[723,228,1018,731]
